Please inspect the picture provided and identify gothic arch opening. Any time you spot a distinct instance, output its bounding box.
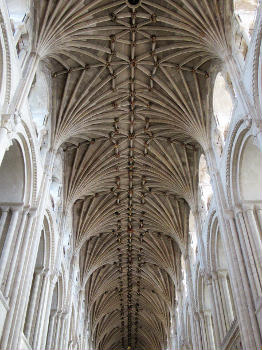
[28,70,50,157]
[189,211,198,262]
[6,0,29,32]
[213,73,234,154]
[239,136,262,201]
[234,0,258,38]
[198,155,213,219]
[0,35,5,110]
[0,140,25,203]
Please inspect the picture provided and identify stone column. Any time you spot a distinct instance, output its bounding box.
[46,311,57,350]
[217,270,234,330]
[40,276,57,350]
[193,311,203,350]
[199,311,208,350]
[0,204,22,287]
[205,146,262,348]
[204,311,215,350]
[211,271,226,339]
[24,267,43,341]
[0,207,36,350]
[54,311,62,350]
[4,205,29,297]
[243,206,262,289]
[0,207,9,238]
[184,256,199,350]
[235,207,261,302]
[204,275,220,347]
[58,311,69,349]
[226,212,261,347]
[32,268,50,349]
[191,208,207,268]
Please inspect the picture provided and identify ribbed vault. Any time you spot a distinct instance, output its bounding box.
[33,0,234,348]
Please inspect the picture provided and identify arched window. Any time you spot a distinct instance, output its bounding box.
[0,141,25,293]
[198,155,213,220]
[213,73,234,155]
[189,211,198,262]
[28,70,50,158]
[0,38,5,110]
[50,152,63,221]
[239,136,262,201]
[238,136,262,302]
[233,0,258,61]
[181,256,187,297]
[6,0,29,28]
[6,0,31,62]
[234,0,258,38]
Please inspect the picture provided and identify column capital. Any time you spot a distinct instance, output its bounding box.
[28,207,37,218]
[34,267,45,275]
[211,270,218,280]
[0,114,15,132]
[233,204,243,215]
[22,205,31,214]
[0,202,23,211]
[242,203,255,212]
[10,203,24,212]
[224,209,235,220]
[194,310,200,320]
[217,269,228,278]
[204,273,212,285]
[204,310,212,317]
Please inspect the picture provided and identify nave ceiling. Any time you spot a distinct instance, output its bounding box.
[31,0,234,348]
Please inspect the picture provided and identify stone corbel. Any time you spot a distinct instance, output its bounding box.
[250,119,262,150]
[0,112,21,132]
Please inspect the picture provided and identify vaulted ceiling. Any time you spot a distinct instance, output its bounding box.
[33,0,233,349]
